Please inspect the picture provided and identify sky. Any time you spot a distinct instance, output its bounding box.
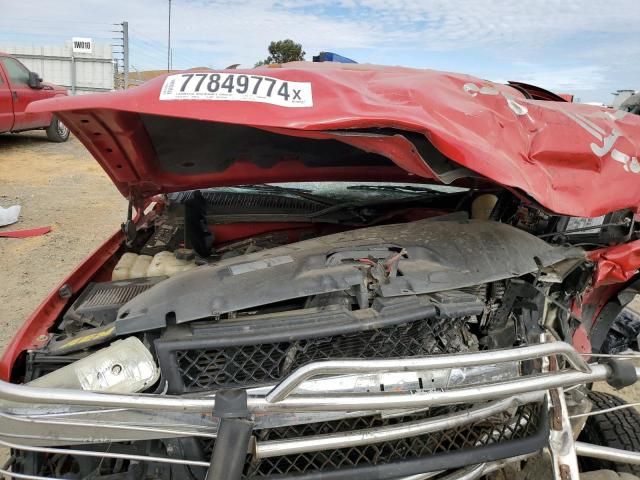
[1,0,638,103]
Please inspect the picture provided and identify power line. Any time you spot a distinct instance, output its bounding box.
[132,44,166,59]
[131,42,168,61]
[0,20,113,33]
[0,30,117,44]
[137,40,201,67]
[131,35,163,47]
[130,37,206,71]
[129,29,211,70]
[128,30,165,44]
[0,24,113,34]
[131,52,167,68]
[170,50,206,69]
[1,16,115,26]
[131,37,167,55]
[130,51,169,71]
[0,29,114,39]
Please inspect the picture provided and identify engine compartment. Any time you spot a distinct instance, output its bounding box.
[9,183,640,479]
[24,184,640,376]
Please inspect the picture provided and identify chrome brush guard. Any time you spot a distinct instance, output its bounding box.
[1,342,638,480]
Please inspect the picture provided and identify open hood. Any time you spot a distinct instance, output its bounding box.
[28,62,640,217]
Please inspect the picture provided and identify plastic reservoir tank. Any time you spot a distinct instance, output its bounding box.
[112,251,197,281]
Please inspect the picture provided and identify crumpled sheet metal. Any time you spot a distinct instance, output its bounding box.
[588,240,640,285]
[28,63,640,218]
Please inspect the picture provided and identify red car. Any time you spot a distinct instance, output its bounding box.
[1,63,640,479]
[0,52,69,142]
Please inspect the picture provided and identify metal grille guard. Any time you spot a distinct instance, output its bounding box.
[0,342,593,413]
[1,342,639,479]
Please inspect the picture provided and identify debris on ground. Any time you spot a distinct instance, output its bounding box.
[0,205,20,227]
[0,226,52,238]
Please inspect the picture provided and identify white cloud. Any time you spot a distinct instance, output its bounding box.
[510,65,608,92]
[4,0,638,63]
[0,0,388,68]
[319,0,639,51]
[1,0,638,101]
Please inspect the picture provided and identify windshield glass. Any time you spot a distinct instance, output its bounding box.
[264,182,468,202]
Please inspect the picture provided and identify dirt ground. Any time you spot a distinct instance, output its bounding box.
[0,130,638,408]
[0,131,125,353]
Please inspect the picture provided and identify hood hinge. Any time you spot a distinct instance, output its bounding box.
[122,192,144,247]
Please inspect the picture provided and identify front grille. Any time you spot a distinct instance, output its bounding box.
[81,282,154,308]
[175,317,471,392]
[60,277,164,330]
[197,402,542,478]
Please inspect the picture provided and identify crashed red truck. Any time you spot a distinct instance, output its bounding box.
[2,62,640,479]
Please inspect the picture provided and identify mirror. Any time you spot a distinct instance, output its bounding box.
[28,71,43,89]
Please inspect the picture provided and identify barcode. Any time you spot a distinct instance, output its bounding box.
[164,78,176,95]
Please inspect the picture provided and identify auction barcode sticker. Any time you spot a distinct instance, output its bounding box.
[159,72,313,107]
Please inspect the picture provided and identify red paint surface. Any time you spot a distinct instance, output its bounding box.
[578,282,621,329]
[588,240,640,285]
[209,209,443,244]
[28,62,640,217]
[570,242,640,349]
[212,222,321,243]
[0,230,123,381]
[572,324,592,356]
[0,226,51,238]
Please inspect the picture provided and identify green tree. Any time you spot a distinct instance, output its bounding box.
[255,39,305,67]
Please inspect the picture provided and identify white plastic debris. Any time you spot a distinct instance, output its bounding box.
[0,205,21,227]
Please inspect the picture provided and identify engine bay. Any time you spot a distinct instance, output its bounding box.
[8,182,640,479]
[19,183,638,384]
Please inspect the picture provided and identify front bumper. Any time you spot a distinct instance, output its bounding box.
[1,342,638,479]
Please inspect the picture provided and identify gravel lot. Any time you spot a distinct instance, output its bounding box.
[0,130,638,411]
[0,131,125,353]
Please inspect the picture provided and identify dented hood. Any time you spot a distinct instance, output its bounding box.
[28,62,640,217]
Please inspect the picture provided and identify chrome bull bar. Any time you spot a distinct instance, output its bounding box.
[0,365,615,414]
[252,392,545,459]
[265,341,591,402]
[1,342,639,479]
[0,342,593,413]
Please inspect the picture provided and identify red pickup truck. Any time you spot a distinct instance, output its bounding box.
[0,52,69,142]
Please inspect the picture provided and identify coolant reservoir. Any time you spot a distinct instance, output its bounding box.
[28,337,159,393]
[471,194,498,220]
[112,252,138,281]
[112,251,197,280]
[129,254,153,279]
[147,251,197,277]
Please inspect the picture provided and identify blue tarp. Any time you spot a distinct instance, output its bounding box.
[312,52,357,63]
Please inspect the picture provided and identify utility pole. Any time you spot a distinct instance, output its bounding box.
[167,0,172,72]
[122,21,129,89]
[70,54,76,95]
[112,21,129,89]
